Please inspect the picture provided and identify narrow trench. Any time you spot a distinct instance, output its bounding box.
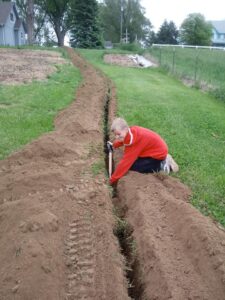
[103,87,144,299]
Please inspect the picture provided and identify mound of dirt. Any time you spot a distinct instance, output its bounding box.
[0,48,129,300]
[0,48,68,85]
[115,171,225,299]
[104,54,157,68]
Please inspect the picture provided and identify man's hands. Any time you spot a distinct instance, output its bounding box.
[107,141,113,152]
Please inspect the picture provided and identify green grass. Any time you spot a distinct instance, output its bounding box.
[78,48,225,226]
[148,46,225,100]
[0,49,81,159]
[91,160,105,176]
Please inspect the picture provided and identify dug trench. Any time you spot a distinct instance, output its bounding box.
[0,47,224,300]
[103,87,144,299]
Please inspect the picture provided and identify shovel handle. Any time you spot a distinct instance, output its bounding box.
[108,151,112,178]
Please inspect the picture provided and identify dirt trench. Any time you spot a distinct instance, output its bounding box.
[0,48,225,300]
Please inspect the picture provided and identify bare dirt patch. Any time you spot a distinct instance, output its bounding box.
[0,48,68,85]
[104,54,157,68]
[0,47,225,300]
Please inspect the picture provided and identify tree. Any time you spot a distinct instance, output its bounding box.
[123,0,152,43]
[144,30,156,47]
[70,0,103,48]
[156,20,178,44]
[99,0,152,44]
[26,0,34,44]
[37,0,73,46]
[179,13,213,46]
[98,0,121,43]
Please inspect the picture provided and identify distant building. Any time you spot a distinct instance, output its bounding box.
[104,41,113,49]
[0,1,27,46]
[210,20,225,47]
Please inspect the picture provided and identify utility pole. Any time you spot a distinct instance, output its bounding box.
[120,0,123,43]
[125,28,128,43]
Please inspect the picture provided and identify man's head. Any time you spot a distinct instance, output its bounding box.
[111,118,129,141]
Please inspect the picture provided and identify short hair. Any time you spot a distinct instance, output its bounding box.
[111,118,128,132]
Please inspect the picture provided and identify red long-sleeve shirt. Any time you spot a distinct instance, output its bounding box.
[110,126,168,184]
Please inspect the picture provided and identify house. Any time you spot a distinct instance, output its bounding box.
[210,20,225,47]
[0,1,26,46]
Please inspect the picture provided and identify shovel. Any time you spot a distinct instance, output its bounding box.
[107,141,113,178]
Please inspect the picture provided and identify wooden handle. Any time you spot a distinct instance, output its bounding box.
[109,152,112,178]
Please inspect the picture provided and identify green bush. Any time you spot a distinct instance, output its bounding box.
[116,43,144,54]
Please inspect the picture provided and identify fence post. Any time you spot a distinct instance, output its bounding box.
[159,46,162,65]
[172,47,175,73]
[194,50,199,84]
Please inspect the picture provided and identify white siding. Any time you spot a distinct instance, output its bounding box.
[18,24,26,45]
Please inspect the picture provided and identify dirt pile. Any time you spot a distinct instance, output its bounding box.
[115,172,225,299]
[104,54,157,68]
[0,48,129,300]
[0,47,225,300]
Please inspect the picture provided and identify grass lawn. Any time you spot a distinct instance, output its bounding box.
[78,49,225,226]
[148,46,225,101]
[0,48,81,160]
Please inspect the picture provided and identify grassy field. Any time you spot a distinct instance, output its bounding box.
[79,49,225,226]
[148,46,225,100]
[0,48,81,160]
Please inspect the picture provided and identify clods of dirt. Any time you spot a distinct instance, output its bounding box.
[0,48,68,85]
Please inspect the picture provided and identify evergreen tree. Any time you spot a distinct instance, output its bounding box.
[144,30,157,47]
[179,13,213,46]
[70,0,103,48]
[156,20,178,44]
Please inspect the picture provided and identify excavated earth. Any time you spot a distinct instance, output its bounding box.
[0,48,67,85]
[0,48,225,300]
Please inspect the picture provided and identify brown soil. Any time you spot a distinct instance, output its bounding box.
[104,54,139,67]
[104,54,157,68]
[0,48,225,300]
[0,48,67,85]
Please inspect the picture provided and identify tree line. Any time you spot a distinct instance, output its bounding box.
[0,0,213,47]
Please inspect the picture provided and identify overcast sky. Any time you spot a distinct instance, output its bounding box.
[141,0,225,31]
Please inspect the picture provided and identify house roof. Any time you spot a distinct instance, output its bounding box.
[0,2,14,25]
[210,20,225,34]
[0,2,26,32]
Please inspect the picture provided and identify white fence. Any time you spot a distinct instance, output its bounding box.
[152,44,225,51]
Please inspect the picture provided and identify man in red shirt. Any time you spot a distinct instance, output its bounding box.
[108,118,177,185]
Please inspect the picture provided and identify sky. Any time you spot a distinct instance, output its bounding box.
[141,0,225,31]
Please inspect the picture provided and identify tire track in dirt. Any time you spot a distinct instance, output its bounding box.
[65,218,95,299]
